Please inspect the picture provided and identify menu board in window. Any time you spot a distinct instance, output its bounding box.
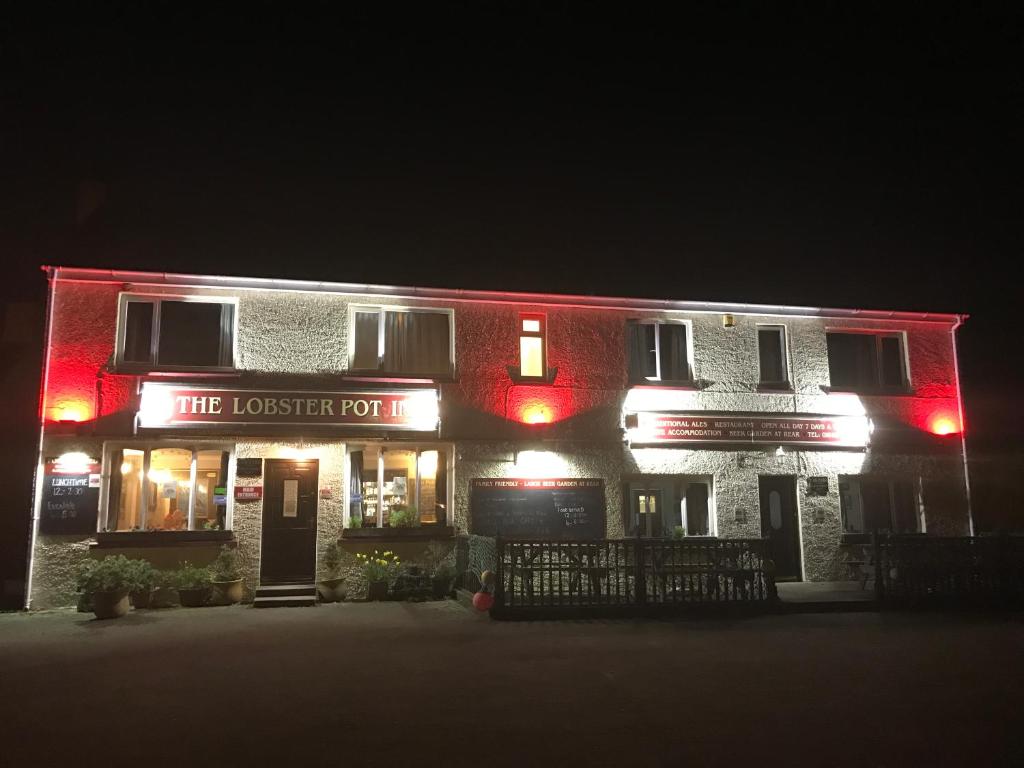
[469,479,605,540]
[39,457,101,535]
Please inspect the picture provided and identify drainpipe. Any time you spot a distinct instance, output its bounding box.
[951,315,974,536]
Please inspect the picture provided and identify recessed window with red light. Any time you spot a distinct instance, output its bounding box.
[519,313,546,379]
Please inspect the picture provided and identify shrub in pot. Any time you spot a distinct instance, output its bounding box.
[387,505,419,528]
[209,545,244,605]
[424,541,455,600]
[128,559,158,608]
[355,550,400,600]
[174,562,212,607]
[150,570,178,608]
[75,555,135,619]
[317,540,347,603]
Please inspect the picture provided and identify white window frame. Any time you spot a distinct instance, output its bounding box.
[344,442,453,529]
[631,319,695,382]
[838,474,924,534]
[756,324,790,386]
[100,441,236,532]
[518,312,547,379]
[115,293,239,371]
[347,304,455,377]
[679,476,717,537]
[825,329,911,390]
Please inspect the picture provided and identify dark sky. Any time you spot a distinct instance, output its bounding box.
[2,2,1022,450]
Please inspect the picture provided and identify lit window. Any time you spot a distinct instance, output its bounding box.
[351,307,452,376]
[119,296,235,369]
[757,325,789,386]
[519,313,546,378]
[106,445,231,531]
[839,476,920,533]
[826,332,907,391]
[626,477,712,537]
[626,320,691,383]
[349,446,448,528]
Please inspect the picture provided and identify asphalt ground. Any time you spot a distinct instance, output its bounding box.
[2,602,1022,767]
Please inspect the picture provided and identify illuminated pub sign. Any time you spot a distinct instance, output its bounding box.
[138,383,439,430]
[627,413,871,448]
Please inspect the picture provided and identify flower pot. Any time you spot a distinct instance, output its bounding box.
[92,589,130,620]
[431,576,453,600]
[130,589,153,609]
[151,587,178,608]
[317,577,347,603]
[366,580,388,601]
[177,587,210,608]
[210,579,244,605]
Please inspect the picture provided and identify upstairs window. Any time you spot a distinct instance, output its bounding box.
[757,325,789,386]
[351,307,452,377]
[519,313,546,378]
[119,296,235,369]
[826,332,906,391]
[839,476,920,533]
[627,320,691,383]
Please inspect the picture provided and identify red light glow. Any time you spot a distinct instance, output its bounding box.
[929,415,961,436]
[521,404,552,424]
[49,401,92,424]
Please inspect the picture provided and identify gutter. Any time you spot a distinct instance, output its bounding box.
[951,314,975,536]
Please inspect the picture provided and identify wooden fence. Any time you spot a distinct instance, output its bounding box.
[493,538,776,617]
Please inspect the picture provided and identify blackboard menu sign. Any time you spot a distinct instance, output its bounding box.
[39,458,100,535]
[236,458,263,477]
[470,478,605,540]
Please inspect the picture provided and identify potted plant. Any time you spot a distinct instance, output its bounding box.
[174,562,212,607]
[317,540,348,603]
[355,549,400,601]
[388,504,419,528]
[75,555,136,619]
[424,541,455,600]
[128,559,158,608]
[151,570,178,608]
[347,515,363,530]
[672,525,686,540]
[209,545,244,605]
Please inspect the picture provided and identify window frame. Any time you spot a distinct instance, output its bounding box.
[624,475,715,538]
[838,474,923,534]
[518,312,547,380]
[756,324,791,387]
[115,293,238,372]
[627,318,695,384]
[825,329,910,393]
[345,442,453,529]
[100,441,236,533]
[347,304,455,378]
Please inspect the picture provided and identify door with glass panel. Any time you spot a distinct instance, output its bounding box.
[260,459,318,584]
[758,476,801,581]
[629,489,664,538]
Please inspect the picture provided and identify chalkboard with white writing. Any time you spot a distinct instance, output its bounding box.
[469,478,605,540]
[39,459,100,535]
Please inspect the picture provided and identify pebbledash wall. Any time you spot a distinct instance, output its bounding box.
[27,267,971,608]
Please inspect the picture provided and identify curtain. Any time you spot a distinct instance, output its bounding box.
[660,324,689,381]
[685,483,709,535]
[626,322,645,382]
[383,311,450,375]
[353,311,380,370]
[892,480,918,532]
[349,451,363,522]
[434,450,447,526]
[107,449,124,531]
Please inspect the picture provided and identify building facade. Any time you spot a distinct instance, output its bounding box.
[26,267,972,608]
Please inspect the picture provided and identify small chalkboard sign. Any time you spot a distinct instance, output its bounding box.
[806,476,829,496]
[236,458,263,477]
[470,478,605,540]
[39,458,100,535]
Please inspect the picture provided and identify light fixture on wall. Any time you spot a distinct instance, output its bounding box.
[722,314,735,328]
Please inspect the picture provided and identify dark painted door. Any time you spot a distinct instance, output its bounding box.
[759,476,802,581]
[260,459,319,584]
[629,488,664,538]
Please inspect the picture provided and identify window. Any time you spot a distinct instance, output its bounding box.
[826,332,907,391]
[626,321,691,383]
[519,313,546,378]
[105,445,231,531]
[349,445,448,528]
[626,477,713,537]
[757,325,789,386]
[350,307,452,377]
[119,296,235,369]
[839,476,920,533]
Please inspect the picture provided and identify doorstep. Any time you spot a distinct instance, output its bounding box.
[775,581,879,613]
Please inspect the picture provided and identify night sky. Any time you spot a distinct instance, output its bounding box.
[3,3,1022,452]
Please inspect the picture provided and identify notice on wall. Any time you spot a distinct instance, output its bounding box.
[469,478,605,540]
[626,413,871,448]
[39,458,100,535]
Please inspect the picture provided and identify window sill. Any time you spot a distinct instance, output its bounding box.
[343,372,455,384]
[94,530,235,547]
[507,366,558,384]
[820,386,914,397]
[627,380,702,391]
[756,383,794,393]
[341,525,455,541]
[113,366,241,377]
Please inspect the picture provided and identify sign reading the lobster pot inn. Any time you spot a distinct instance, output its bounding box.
[627,413,870,448]
[138,383,439,430]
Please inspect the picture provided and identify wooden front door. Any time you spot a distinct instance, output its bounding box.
[260,459,319,584]
[759,476,802,581]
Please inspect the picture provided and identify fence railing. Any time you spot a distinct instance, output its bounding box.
[494,538,776,615]
[874,534,1024,602]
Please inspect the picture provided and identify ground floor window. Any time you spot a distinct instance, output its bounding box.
[349,444,448,527]
[105,444,232,531]
[839,475,920,533]
[625,476,713,538]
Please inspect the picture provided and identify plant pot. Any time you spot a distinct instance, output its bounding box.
[150,587,178,608]
[130,589,153,609]
[366,580,388,601]
[210,579,244,605]
[92,589,130,620]
[317,577,347,603]
[431,576,453,600]
[177,587,210,608]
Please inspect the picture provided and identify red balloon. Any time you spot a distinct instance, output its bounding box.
[472,591,494,612]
